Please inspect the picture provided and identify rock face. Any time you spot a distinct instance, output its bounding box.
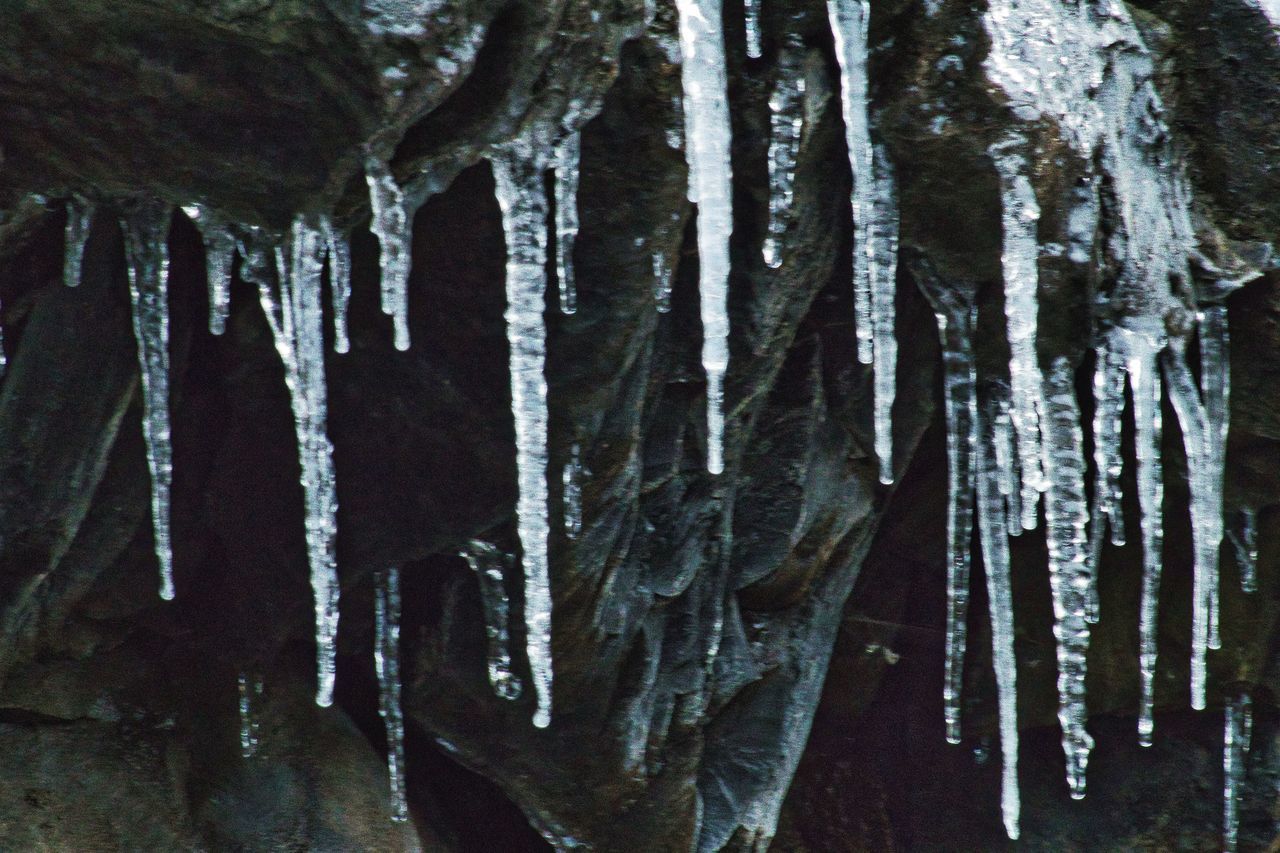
[0,0,1277,851]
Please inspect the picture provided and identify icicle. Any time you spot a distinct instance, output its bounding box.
[181,204,237,336]
[1122,333,1164,745]
[654,252,674,313]
[492,140,554,728]
[460,540,523,700]
[0,295,6,378]
[120,203,176,602]
[365,157,412,351]
[977,392,1021,840]
[553,133,581,315]
[374,567,408,823]
[761,42,805,270]
[319,216,352,354]
[744,0,763,58]
[917,276,977,746]
[64,197,93,289]
[826,0,874,366]
[1223,693,1252,853]
[990,136,1045,531]
[676,0,733,475]
[237,672,263,759]
[1041,357,1094,797]
[870,146,898,485]
[563,443,583,540]
[1200,305,1230,650]
[260,217,342,708]
[1163,343,1221,712]
[993,398,1022,535]
[1228,508,1259,594]
[1086,341,1128,624]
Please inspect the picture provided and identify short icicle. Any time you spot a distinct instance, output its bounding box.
[553,132,581,315]
[259,217,342,707]
[319,215,352,354]
[1227,508,1259,594]
[676,0,733,475]
[1041,356,1094,798]
[491,138,554,728]
[917,275,977,747]
[64,197,94,289]
[120,203,176,601]
[375,566,408,823]
[978,389,1021,840]
[563,443,583,540]
[181,204,237,336]
[460,540,523,701]
[1086,341,1128,624]
[990,136,1045,532]
[1125,332,1164,745]
[365,157,412,351]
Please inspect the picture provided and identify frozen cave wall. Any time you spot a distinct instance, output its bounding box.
[0,0,1277,850]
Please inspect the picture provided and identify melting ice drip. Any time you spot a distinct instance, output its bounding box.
[257,218,343,708]
[460,540,523,701]
[827,0,898,485]
[491,137,555,729]
[120,203,176,602]
[237,672,264,759]
[1223,693,1252,853]
[676,0,732,475]
[375,567,409,823]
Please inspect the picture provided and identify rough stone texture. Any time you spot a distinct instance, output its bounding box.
[0,0,1277,850]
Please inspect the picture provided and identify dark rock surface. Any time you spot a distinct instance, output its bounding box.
[0,0,1277,850]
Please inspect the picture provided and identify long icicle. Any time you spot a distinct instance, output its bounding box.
[365,157,412,351]
[492,139,554,728]
[1162,342,1221,711]
[1199,305,1230,650]
[260,218,342,707]
[978,389,1021,840]
[991,136,1046,532]
[1041,356,1094,798]
[870,145,898,484]
[918,277,977,747]
[1125,333,1164,745]
[676,0,733,475]
[826,0,874,366]
[375,567,408,823]
[553,132,581,316]
[121,203,176,601]
[1223,692,1251,853]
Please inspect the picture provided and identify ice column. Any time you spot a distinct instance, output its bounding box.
[492,140,554,728]
[676,0,733,474]
[120,203,176,601]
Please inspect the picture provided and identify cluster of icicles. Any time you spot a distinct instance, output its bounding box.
[0,0,1264,843]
